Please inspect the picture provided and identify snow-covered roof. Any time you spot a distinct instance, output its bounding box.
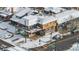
[23,15,38,26]
[15,8,31,17]
[38,16,56,24]
[44,7,66,14]
[6,7,26,13]
[0,13,7,17]
[0,11,12,17]
[11,15,38,26]
[56,10,79,24]
[4,12,12,16]
[11,14,56,26]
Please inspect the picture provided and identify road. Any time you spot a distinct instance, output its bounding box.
[30,32,79,51]
[54,33,79,51]
[0,31,79,51]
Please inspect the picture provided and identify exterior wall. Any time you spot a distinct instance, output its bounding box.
[72,7,79,10]
[41,21,57,30]
[0,15,9,20]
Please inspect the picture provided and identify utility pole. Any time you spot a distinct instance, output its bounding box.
[24,20,27,43]
[11,7,14,13]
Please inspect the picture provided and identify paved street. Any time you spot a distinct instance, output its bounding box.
[30,32,79,51]
[54,33,79,51]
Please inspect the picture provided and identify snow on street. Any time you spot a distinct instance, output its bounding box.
[20,34,55,49]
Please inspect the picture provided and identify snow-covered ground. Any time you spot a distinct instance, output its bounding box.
[0,21,56,50]
[0,22,16,33]
[19,34,55,49]
[67,43,79,51]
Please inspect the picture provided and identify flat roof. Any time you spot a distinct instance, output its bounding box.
[38,16,56,24]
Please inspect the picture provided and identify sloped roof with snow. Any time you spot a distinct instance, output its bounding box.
[15,8,31,17]
[56,10,79,24]
[0,11,12,17]
[44,7,66,14]
[11,15,38,26]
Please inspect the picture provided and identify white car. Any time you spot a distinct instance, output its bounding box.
[52,32,63,40]
[4,33,12,39]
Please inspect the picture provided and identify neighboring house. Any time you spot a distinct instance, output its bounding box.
[0,10,13,20]
[55,10,79,24]
[0,7,5,11]
[5,7,26,13]
[44,7,66,14]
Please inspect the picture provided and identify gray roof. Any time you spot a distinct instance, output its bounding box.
[15,8,31,17]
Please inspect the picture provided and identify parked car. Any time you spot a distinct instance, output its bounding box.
[4,34,12,39]
[52,32,63,40]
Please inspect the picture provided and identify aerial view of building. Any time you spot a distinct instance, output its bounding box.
[0,7,79,51]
